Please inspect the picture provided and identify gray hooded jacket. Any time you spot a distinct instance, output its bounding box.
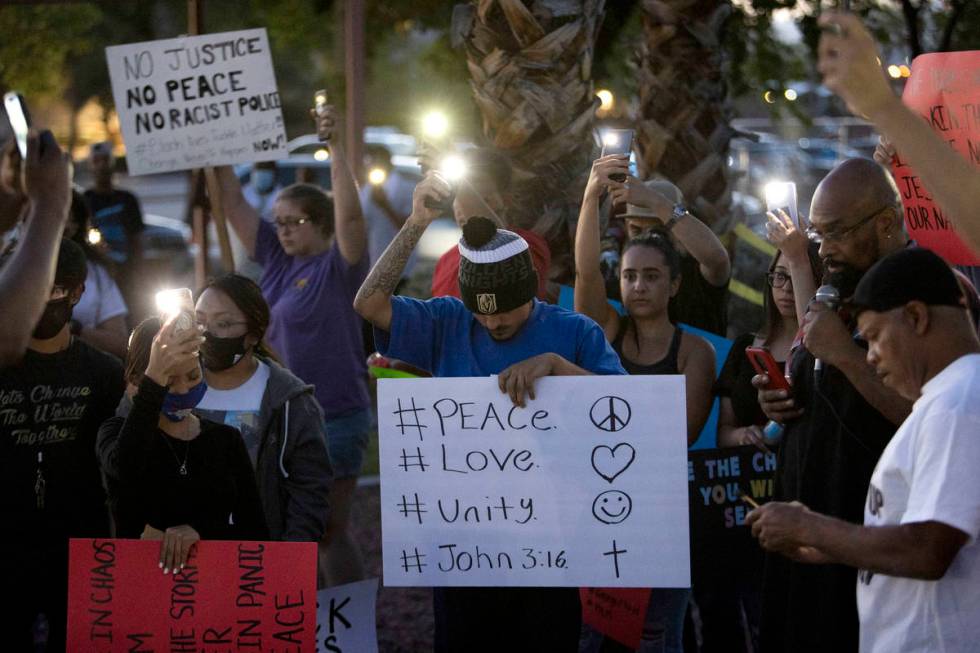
[249,359,332,541]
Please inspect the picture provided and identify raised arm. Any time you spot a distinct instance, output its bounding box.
[353,173,451,331]
[818,12,980,258]
[613,176,731,286]
[767,208,817,319]
[574,155,629,340]
[212,165,261,258]
[0,131,69,366]
[312,106,367,265]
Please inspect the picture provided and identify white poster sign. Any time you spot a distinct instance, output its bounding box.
[315,579,379,653]
[378,376,691,588]
[105,28,288,175]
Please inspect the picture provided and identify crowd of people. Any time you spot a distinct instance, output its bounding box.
[0,11,978,652]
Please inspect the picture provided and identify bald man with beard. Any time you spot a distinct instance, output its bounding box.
[752,158,914,652]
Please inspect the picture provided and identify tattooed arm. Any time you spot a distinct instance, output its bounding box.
[354,172,452,331]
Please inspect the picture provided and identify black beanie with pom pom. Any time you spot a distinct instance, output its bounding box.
[457,216,538,315]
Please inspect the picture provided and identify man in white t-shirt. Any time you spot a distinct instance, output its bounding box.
[747,247,980,653]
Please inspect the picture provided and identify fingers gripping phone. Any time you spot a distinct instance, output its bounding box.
[746,347,792,392]
[4,92,32,160]
[600,129,634,182]
[765,181,802,231]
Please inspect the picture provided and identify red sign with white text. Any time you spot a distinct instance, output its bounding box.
[895,51,980,265]
[67,539,316,652]
[580,587,652,650]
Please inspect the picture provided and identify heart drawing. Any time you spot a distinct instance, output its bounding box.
[591,443,636,483]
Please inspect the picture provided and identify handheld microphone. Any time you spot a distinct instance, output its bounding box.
[813,284,840,383]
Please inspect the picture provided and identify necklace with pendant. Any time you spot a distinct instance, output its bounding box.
[161,427,192,477]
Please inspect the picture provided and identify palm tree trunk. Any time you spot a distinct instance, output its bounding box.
[454,0,606,282]
[633,0,736,228]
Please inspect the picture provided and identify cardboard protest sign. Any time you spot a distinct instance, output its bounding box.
[894,51,980,265]
[580,587,652,650]
[378,376,691,588]
[67,539,316,651]
[315,579,379,653]
[105,28,288,176]
[687,446,776,578]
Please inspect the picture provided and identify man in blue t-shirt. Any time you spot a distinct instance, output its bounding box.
[355,172,624,651]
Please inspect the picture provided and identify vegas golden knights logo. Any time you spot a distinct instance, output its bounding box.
[477,293,497,314]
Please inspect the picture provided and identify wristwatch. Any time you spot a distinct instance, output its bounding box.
[664,204,690,232]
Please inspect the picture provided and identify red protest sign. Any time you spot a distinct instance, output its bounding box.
[894,51,980,265]
[580,587,652,650]
[67,539,316,652]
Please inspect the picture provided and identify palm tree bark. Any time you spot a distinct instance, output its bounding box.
[454,0,606,282]
[633,0,737,228]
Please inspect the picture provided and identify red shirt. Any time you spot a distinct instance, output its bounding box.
[431,227,551,300]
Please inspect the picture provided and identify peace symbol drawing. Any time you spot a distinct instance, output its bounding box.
[589,396,632,432]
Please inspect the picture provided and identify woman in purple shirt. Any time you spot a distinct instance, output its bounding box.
[214,105,368,586]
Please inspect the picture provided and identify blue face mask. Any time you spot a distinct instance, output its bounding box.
[161,380,208,422]
[252,169,276,194]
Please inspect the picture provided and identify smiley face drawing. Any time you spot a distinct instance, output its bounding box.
[592,490,633,525]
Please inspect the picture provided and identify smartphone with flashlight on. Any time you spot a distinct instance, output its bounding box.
[156,288,196,335]
[4,92,32,160]
[424,153,466,214]
[600,129,635,182]
[764,181,802,231]
[313,89,331,142]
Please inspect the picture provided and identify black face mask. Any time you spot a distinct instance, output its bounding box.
[201,332,249,371]
[33,297,73,340]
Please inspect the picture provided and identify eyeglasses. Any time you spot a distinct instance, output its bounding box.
[806,207,885,244]
[274,216,312,231]
[766,272,793,288]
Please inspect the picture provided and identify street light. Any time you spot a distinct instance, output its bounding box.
[887,65,902,79]
[784,89,798,101]
[763,91,775,104]
[899,65,911,78]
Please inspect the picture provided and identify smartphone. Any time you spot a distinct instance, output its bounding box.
[3,92,31,160]
[155,288,196,335]
[313,89,328,115]
[764,181,801,231]
[600,129,634,182]
[745,347,792,392]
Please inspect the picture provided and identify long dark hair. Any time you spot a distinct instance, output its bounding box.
[759,241,822,344]
[620,230,681,354]
[69,189,115,271]
[201,274,280,363]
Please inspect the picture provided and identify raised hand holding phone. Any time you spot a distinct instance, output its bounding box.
[599,129,634,182]
[3,92,31,160]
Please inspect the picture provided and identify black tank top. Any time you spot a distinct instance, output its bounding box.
[612,317,683,375]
